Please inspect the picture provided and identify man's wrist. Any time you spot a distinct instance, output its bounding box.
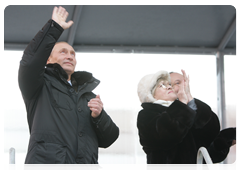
[51,19,64,32]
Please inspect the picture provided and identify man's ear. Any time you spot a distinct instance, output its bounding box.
[47,54,52,64]
[47,56,52,64]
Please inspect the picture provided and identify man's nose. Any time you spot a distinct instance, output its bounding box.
[67,54,73,60]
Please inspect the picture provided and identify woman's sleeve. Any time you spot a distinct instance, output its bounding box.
[207,127,236,163]
[192,99,220,147]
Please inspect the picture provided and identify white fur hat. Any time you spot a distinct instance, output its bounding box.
[137,70,170,103]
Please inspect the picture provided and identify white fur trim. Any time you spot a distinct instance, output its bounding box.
[137,70,170,103]
[153,100,173,107]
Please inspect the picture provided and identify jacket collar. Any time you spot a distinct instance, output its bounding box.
[45,63,93,85]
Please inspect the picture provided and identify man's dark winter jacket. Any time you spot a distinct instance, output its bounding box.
[18,19,119,164]
[137,99,231,164]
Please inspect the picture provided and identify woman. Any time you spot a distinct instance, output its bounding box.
[137,70,235,164]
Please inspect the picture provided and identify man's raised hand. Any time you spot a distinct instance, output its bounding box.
[177,80,188,105]
[181,69,193,103]
[52,6,74,30]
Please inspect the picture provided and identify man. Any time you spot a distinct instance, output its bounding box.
[18,6,119,164]
[170,70,236,163]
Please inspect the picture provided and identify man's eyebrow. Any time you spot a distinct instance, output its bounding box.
[60,48,67,51]
[69,48,76,53]
[60,48,75,53]
[174,79,181,82]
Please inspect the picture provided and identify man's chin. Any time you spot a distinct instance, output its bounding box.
[63,67,74,75]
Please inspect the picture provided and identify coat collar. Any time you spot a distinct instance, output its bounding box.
[45,63,93,85]
[141,102,168,111]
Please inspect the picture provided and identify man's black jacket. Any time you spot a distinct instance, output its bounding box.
[18,19,119,164]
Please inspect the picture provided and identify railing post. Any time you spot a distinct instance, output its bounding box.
[9,147,15,164]
[197,147,213,164]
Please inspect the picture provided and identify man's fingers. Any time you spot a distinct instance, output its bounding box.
[58,6,65,15]
[181,69,187,81]
[88,95,103,118]
[53,6,58,13]
[180,79,184,88]
[62,11,69,20]
[52,6,58,17]
[89,95,102,104]
[181,69,185,76]
[88,101,102,107]
[66,20,74,28]
[56,6,63,16]
[88,102,103,109]
[178,81,185,93]
[88,95,103,108]
[90,107,101,113]
[89,98,102,103]
[89,101,103,118]
[58,7,68,19]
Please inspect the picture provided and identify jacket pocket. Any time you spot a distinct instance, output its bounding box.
[91,155,102,170]
[51,86,73,111]
[35,141,67,164]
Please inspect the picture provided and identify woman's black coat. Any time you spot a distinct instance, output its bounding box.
[137,99,221,164]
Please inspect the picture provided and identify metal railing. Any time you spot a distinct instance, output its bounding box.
[9,146,214,164]
[197,147,215,170]
[9,147,15,164]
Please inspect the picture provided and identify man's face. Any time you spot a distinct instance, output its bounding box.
[47,42,77,76]
[170,73,184,94]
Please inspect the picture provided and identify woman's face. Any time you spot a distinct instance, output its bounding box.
[153,81,177,101]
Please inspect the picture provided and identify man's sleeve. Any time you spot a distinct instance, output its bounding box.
[92,109,119,148]
[18,19,64,100]
[187,98,197,111]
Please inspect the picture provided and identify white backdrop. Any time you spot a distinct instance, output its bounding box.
[2,51,237,165]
